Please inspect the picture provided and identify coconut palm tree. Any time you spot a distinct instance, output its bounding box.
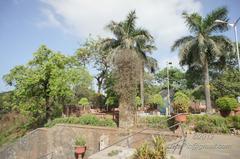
[103,10,156,108]
[172,7,233,112]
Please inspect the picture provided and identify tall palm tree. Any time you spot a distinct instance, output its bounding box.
[103,10,156,108]
[172,7,232,112]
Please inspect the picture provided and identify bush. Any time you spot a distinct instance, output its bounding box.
[226,116,240,129]
[138,116,168,129]
[148,94,164,108]
[45,114,117,128]
[172,92,190,113]
[133,136,166,159]
[187,114,240,133]
[75,136,86,146]
[216,96,238,112]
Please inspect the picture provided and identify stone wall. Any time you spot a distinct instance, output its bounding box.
[0,124,179,159]
[0,128,48,159]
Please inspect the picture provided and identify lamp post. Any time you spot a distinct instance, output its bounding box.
[215,17,240,71]
[166,61,172,116]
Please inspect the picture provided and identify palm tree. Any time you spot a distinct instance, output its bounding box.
[103,10,156,108]
[172,7,233,112]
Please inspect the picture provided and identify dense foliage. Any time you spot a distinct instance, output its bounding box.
[216,96,238,111]
[3,45,93,125]
[44,114,117,128]
[172,92,190,113]
[148,94,164,108]
[137,116,168,129]
[133,136,166,159]
[187,114,240,133]
[75,136,86,146]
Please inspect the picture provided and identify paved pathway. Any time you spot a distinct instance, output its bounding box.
[168,134,240,159]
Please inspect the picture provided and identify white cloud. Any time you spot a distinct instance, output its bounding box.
[39,0,202,67]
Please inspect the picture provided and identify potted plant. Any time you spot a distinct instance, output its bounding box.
[216,96,238,117]
[75,136,86,157]
[172,92,190,122]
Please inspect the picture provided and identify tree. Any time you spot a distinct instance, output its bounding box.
[76,37,112,94]
[78,98,90,111]
[113,49,140,127]
[4,45,93,123]
[135,96,142,107]
[212,68,240,100]
[0,91,14,114]
[171,7,233,112]
[103,10,156,108]
[155,67,187,91]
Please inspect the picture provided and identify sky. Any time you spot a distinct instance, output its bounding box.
[0,0,239,92]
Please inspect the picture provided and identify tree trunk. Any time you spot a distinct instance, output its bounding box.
[140,61,144,107]
[45,95,51,122]
[118,99,134,128]
[204,59,212,113]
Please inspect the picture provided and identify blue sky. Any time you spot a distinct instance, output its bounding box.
[0,0,239,92]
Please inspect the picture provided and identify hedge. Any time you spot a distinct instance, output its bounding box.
[45,114,117,128]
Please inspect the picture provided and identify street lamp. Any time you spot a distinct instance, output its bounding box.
[215,17,240,71]
[166,61,172,116]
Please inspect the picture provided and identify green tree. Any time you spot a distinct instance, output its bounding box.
[78,98,90,111]
[155,67,187,91]
[0,91,14,114]
[103,10,156,108]
[4,45,92,123]
[76,37,112,94]
[105,96,118,111]
[212,68,240,100]
[171,7,232,112]
[135,96,142,107]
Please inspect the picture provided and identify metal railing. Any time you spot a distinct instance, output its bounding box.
[99,113,187,155]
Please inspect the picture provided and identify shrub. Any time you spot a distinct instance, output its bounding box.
[133,136,166,159]
[75,136,86,146]
[44,114,117,128]
[216,96,238,112]
[172,92,190,113]
[226,116,240,129]
[187,114,237,133]
[148,94,164,108]
[138,116,168,129]
[135,96,142,107]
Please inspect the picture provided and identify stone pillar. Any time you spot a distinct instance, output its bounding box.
[99,135,109,151]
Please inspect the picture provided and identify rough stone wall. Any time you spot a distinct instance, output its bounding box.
[0,124,178,159]
[0,128,48,159]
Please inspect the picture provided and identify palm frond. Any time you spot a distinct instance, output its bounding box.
[203,7,229,33]
[101,38,120,51]
[210,35,234,56]
[171,36,194,51]
[182,12,202,33]
[124,10,137,34]
[131,28,153,41]
[105,21,125,39]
